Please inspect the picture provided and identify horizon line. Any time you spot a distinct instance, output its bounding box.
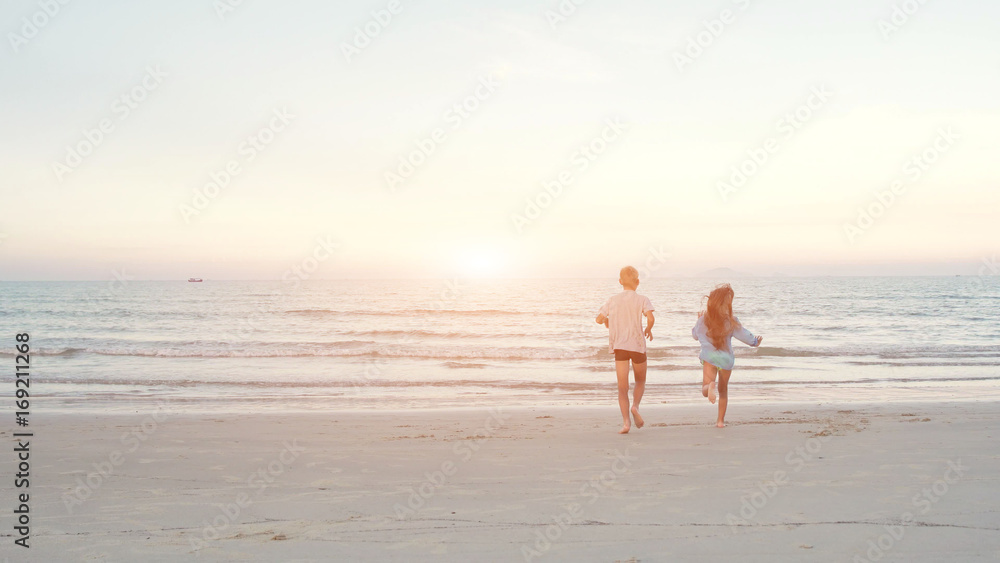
[0,274,981,283]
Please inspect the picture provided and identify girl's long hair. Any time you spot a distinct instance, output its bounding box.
[704,284,736,351]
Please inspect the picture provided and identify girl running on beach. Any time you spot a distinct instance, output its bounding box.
[692,284,763,428]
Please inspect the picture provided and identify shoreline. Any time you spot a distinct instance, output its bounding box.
[34,387,1000,415]
[36,394,1000,417]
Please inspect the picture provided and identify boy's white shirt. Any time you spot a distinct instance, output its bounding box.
[597,290,654,354]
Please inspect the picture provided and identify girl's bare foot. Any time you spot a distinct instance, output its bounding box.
[705,382,717,404]
[630,406,644,429]
[619,423,631,434]
[716,421,726,428]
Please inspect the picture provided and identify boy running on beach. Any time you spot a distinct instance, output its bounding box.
[596,266,655,434]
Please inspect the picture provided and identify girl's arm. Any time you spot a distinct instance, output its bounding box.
[732,317,762,347]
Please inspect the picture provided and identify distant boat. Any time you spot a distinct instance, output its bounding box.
[188,278,203,282]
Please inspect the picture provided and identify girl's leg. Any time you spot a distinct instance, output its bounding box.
[616,360,631,434]
[716,370,732,427]
[702,362,718,404]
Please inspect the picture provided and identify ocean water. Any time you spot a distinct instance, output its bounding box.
[2,277,998,413]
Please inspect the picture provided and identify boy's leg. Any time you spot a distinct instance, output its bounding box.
[616,360,631,434]
[716,370,732,427]
[631,359,646,428]
[702,362,718,404]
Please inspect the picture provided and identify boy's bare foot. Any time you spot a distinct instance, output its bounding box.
[630,406,644,429]
[705,382,717,404]
[716,421,726,428]
[619,424,630,434]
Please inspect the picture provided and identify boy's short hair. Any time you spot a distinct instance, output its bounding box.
[620,266,639,283]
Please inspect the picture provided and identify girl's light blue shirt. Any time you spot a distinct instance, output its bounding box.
[692,316,759,370]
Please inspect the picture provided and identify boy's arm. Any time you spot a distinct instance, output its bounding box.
[596,301,609,327]
[644,311,655,340]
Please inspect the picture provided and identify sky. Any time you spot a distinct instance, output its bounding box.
[1,0,998,280]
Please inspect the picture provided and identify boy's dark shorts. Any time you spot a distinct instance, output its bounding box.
[613,349,647,364]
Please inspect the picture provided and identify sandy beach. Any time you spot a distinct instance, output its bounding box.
[4,0,999,560]
[4,400,997,562]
